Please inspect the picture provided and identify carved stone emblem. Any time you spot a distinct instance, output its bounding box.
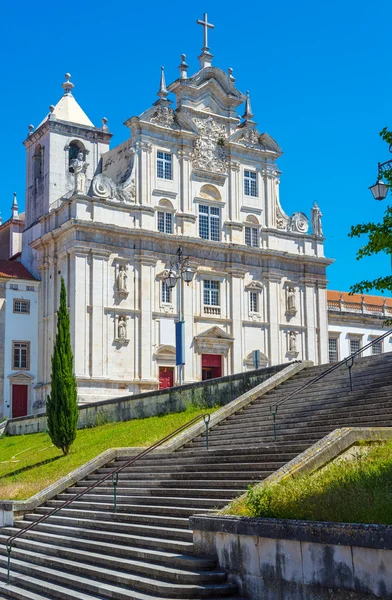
[192,116,227,174]
[291,212,309,234]
[91,174,136,203]
[238,127,261,147]
[151,105,177,128]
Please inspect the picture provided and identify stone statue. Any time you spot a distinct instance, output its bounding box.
[287,287,296,312]
[311,202,323,237]
[118,316,127,339]
[70,152,87,194]
[117,266,128,292]
[289,331,297,352]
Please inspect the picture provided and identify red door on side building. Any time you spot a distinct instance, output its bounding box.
[159,367,174,390]
[12,385,28,418]
[202,354,222,380]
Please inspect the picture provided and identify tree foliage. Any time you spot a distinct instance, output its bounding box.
[348,128,392,312]
[46,277,78,455]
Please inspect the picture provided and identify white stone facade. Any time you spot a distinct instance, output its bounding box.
[20,25,332,405]
[327,291,392,362]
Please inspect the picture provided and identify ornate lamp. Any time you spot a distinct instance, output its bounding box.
[183,267,194,284]
[369,179,388,201]
[166,270,177,288]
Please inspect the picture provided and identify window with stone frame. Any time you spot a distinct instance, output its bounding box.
[244,170,258,197]
[13,299,30,314]
[349,338,361,355]
[199,205,220,241]
[157,151,172,180]
[245,226,258,247]
[371,339,382,355]
[203,280,220,306]
[157,211,173,234]
[249,291,259,313]
[328,337,338,363]
[12,341,30,370]
[161,281,172,304]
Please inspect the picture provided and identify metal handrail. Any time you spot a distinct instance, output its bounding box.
[5,412,211,584]
[270,329,392,441]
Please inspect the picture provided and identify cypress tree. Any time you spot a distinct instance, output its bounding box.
[47,277,78,455]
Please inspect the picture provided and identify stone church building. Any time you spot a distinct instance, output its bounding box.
[20,16,331,405]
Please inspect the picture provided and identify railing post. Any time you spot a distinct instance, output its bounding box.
[270,406,278,442]
[345,356,354,391]
[203,414,211,450]
[112,472,119,513]
[6,544,11,584]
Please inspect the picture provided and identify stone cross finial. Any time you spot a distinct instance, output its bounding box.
[197,12,214,50]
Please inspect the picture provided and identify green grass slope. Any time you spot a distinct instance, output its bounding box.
[0,406,215,501]
[228,440,392,525]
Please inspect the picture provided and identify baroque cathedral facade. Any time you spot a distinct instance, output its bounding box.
[21,16,331,405]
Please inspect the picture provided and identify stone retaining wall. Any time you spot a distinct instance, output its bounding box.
[5,364,286,436]
[191,515,392,599]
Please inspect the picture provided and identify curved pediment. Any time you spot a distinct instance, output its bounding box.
[195,326,234,341]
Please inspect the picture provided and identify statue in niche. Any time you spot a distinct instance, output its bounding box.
[287,287,296,312]
[289,331,297,352]
[117,266,128,292]
[70,152,87,194]
[118,316,127,339]
[311,202,323,237]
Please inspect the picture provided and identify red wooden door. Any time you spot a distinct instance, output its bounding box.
[202,354,222,380]
[12,385,28,417]
[159,367,174,390]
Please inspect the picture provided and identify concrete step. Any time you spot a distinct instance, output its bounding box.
[54,493,231,508]
[0,529,215,571]
[12,520,194,554]
[65,485,242,498]
[0,556,238,599]
[0,544,227,587]
[74,479,260,490]
[22,513,193,542]
[85,466,284,479]
[43,500,215,519]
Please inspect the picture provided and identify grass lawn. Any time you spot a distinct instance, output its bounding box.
[226,440,392,525]
[0,405,216,501]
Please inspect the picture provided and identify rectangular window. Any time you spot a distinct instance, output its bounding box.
[157,151,172,180]
[249,292,259,313]
[13,299,30,314]
[349,339,361,355]
[12,341,30,370]
[203,280,219,306]
[244,170,258,197]
[245,226,258,247]
[10,284,18,290]
[157,211,173,234]
[372,340,382,355]
[161,281,171,304]
[199,205,220,241]
[328,338,338,363]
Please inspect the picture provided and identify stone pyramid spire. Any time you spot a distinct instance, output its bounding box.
[157,67,169,100]
[11,192,19,219]
[242,91,254,122]
[36,73,95,129]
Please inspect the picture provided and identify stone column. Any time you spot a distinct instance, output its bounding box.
[139,254,157,385]
[70,250,90,377]
[265,271,282,365]
[90,251,109,378]
[303,277,317,363]
[229,268,246,374]
[182,276,195,383]
[317,281,329,364]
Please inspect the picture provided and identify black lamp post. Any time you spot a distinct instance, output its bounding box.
[165,247,195,385]
[369,147,392,200]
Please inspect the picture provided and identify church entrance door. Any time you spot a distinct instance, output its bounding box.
[201,354,222,380]
[159,367,174,390]
[12,384,28,418]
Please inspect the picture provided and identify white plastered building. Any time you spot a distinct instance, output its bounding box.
[20,20,332,405]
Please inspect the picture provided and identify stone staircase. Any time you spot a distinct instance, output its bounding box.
[0,352,392,599]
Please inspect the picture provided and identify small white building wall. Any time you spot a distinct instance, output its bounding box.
[328,321,392,360]
[3,281,39,418]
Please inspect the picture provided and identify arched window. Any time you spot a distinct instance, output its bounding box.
[68,141,85,173]
[157,199,174,234]
[33,145,42,180]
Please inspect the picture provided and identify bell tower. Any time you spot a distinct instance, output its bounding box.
[23,74,112,228]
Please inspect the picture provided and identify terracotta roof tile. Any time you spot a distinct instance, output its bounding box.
[327,290,392,308]
[0,259,37,281]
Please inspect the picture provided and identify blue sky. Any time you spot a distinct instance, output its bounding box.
[1,0,391,294]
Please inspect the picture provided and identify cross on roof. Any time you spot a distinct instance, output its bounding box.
[197,13,214,51]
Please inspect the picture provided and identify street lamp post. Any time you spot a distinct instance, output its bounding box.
[165,247,195,386]
[369,152,392,272]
